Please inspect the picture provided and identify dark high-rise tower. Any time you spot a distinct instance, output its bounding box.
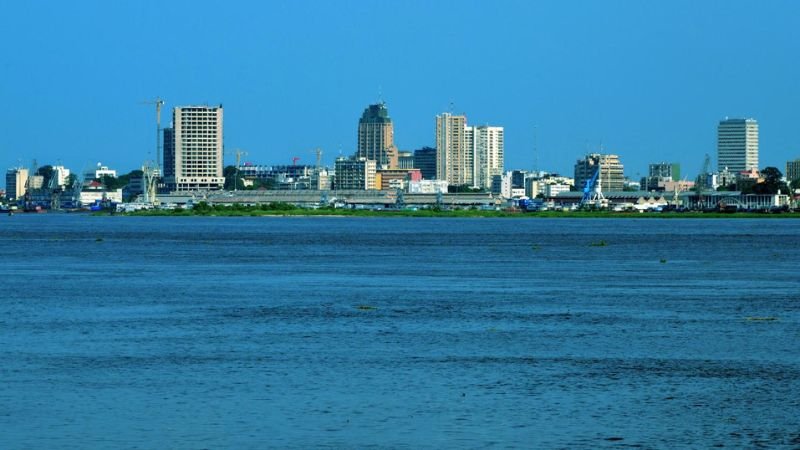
[413,147,437,180]
[162,127,175,178]
[357,102,397,169]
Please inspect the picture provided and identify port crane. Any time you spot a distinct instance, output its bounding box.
[233,149,248,191]
[580,163,606,208]
[140,97,165,170]
[694,153,712,209]
[140,97,164,204]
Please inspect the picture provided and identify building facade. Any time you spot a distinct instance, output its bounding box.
[334,157,377,190]
[718,118,758,172]
[84,164,116,180]
[48,165,71,187]
[436,113,503,189]
[466,125,504,190]
[238,164,315,190]
[5,168,29,202]
[786,159,800,183]
[357,103,397,169]
[413,147,437,180]
[162,127,175,178]
[436,113,469,185]
[397,151,414,169]
[408,179,449,194]
[164,105,225,191]
[574,153,625,192]
[648,162,679,180]
[376,168,422,191]
[642,162,680,191]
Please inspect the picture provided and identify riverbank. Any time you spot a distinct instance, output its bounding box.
[123,205,800,219]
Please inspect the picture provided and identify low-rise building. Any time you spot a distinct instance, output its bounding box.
[408,180,449,194]
[85,163,117,180]
[80,180,123,206]
[376,168,422,191]
[544,183,571,198]
[334,157,377,190]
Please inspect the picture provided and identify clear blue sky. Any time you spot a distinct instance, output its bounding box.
[1,0,798,179]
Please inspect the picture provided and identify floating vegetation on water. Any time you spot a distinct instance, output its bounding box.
[95,238,104,242]
[589,240,608,247]
[745,316,778,322]
[531,244,540,251]
[660,259,667,263]
[356,305,377,311]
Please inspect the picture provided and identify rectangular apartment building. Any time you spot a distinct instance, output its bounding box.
[334,157,377,190]
[466,125,504,190]
[574,153,625,192]
[436,113,469,186]
[786,159,800,183]
[718,118,758,172]
[165,105,225,191]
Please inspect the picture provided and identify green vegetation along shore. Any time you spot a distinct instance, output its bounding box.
[123,202,800,219]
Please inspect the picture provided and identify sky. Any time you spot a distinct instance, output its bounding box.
[1,0,799,179]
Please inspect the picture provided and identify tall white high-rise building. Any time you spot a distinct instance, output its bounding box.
[466,125,504,190]
[164,105,225,191]
[436,113,469,185]
[436,113,503,189]
[718,118,758,172]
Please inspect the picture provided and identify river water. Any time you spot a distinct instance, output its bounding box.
[1,214,799,448]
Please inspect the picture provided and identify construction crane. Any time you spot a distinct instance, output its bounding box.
[234,149,248,192]
[140,97,164,205]
[47,167,61,210]
[308,148,324,189]
[694,153,712,209]
[140,97,165,171]
[292,157,300,166]
[25,159,38,190]
[66,166,87,209]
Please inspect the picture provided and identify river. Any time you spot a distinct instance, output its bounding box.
[2,214,799,448]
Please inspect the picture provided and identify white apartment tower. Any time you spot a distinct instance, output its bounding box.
[436,113,469,185]
[436,113,504,189]
[165,105,225,191]
[717,118,758,172]
[466,125,504,190]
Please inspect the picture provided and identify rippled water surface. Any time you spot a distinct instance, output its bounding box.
[2,214,800,448]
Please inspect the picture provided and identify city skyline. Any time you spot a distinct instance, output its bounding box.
[1,1,799,177]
